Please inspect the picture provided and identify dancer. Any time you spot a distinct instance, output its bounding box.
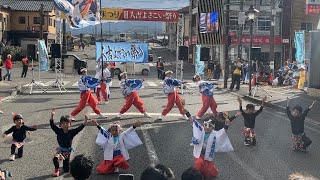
[70,67,105,119]
[117,72,151,119]
[95,62,111,104]
[184,109,234,178]
[202,111,241,132]
[50,109,88,177]
[92,119,143,174]
[192,74,219,119]
[237,96,266,146]
[2,114,37,161]
[159,70,187,120]
[287,97,315,151]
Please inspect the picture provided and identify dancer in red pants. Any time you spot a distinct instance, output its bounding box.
[116,72,151,119]
[192,75,218,119]
[95,62,111,104]
[159,70,187,120]
[70,68,105,119]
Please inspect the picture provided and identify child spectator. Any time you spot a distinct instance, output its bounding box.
[286,97,315,151]
[2,114,37,161]
[70,154,94,180]
[50,109,88,177]
[181,167,203,180]
[140,164,175,180]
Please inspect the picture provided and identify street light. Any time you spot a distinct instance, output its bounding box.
[246,5,259,96]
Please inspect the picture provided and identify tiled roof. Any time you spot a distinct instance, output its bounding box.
[0,0,54,12]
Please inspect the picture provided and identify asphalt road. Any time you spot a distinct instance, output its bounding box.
[1,75,320,180]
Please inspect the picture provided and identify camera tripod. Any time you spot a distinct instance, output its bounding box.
[249,82,273,98]
[21,58,47,94]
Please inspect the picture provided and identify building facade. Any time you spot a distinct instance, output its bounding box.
[0,0,56,51]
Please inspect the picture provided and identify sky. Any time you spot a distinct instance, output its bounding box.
[102,0,189,10]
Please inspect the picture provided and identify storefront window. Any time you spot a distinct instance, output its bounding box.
[258,17,271,31]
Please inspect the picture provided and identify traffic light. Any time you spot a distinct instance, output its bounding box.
[32,26,35,33]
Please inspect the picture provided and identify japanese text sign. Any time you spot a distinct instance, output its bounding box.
[96,42,149,63]
[101,8,178,22]
[230,36,281,45]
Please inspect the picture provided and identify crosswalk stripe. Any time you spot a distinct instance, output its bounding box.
[23,81,43,87]
[44,81,55,86]
[62,81,70,86]
[32,90,79,93]
[72,82,78,86]
[146,81,157,86]
[89,112,182,117]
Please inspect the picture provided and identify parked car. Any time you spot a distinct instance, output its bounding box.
[114,62,150,76]
[50,54,87,71]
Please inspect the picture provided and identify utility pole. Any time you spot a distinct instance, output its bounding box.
[39,4,44,40]
[224,0,230,88]
[238,0,244,58]
[270,0,275,64]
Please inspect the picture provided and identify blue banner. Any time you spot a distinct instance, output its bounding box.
[195,45,205,75]
[96,42,148,63]
[38,40,49,72]
[294,31,305,65]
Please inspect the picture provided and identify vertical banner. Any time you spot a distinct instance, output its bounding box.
[195,45,205,75]
[38,40,49,72]
[294,31,305,65]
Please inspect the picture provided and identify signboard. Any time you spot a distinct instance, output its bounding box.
[96,42,148,63]
[306,0,320,14]
[200,12,219,33]
[229,35,282,45]
[195,45,205,75]
[101,8,178,22]
[294,31,305,65]
[282,39,289,43]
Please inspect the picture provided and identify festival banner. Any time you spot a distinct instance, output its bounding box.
[195,45,205,75]
[306,0,320,14]
[53,0,99,29]
[96,42,148,63]
[38,40,49,72]
[101,8,178,22]
[294,31,305,65]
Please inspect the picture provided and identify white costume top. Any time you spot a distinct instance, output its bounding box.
[162,77,182,95]
[96,126,143,161]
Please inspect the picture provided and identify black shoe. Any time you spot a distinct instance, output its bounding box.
[252,137,256,146]
[244,138,251,146]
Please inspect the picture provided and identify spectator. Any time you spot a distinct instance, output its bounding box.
[70,154,94,180]
[3,54,12,81]
[0,57,3,81]
[156,57,165,79]
[21,55,29,78]
[181,167,203,180]
[229,60,242,91]
[0,169,12,179]
[140,164,175,180]
[109,62,115,78]
[213,62,222,80]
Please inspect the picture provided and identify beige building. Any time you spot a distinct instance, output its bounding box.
[0,0,56,50]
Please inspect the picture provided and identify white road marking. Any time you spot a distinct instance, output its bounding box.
[89,112,183,117]
[148,63,154,67]
[146,81,157,87]
[23,81,43,87]
[61,81,70,86]
[141,124,160,164]
[44,81,55,86]
[32,90,79,93]
[72,82,78,86]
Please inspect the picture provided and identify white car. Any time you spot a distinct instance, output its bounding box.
[114,62,150,76]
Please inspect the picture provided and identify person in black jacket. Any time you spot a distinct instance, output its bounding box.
[50,109,88,177]
[202,111,241,131]
[2,114,37,161]
[237,96,266,146]
[286,97,315,151]
[156,57,165,79]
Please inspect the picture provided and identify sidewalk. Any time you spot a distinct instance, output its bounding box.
[227,83,320,121]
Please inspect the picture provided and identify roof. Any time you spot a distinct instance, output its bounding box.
[0,0,54,12]
[178,6,189,14]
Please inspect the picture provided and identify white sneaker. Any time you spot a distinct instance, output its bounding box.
[0,110,3,114]
[116,113,122,119]
[158,115,163,120]
[182,114,189,120]
[114,167,119,173]
[69,115,75,121]
[98,101,103,105]
[105,101,109,105]
[195,116,201,120]
[9,155,15,161]
[143,112,151,118]
[98,114,107,119]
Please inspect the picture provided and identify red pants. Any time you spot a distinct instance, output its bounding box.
[197,95,217,118]
[96,82,108,101]
[71,90,101,116]
[120,91,146,114]
[195,155,219,178]
[162,91,184,116]
[97,155,129,175]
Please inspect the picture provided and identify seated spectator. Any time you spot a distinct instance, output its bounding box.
[181,167,203,180]
[140,164,175,180]
[70,154,94,180]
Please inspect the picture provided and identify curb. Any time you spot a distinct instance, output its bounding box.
[228,91,287,113]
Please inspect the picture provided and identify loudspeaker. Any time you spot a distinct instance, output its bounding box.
[251,47,261,60]
[200,47,210,61]
[51,44,61,58]
[119,174,134,180]
[178,46,188,61]
[309,31,320,88]
[27,44,36,60]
